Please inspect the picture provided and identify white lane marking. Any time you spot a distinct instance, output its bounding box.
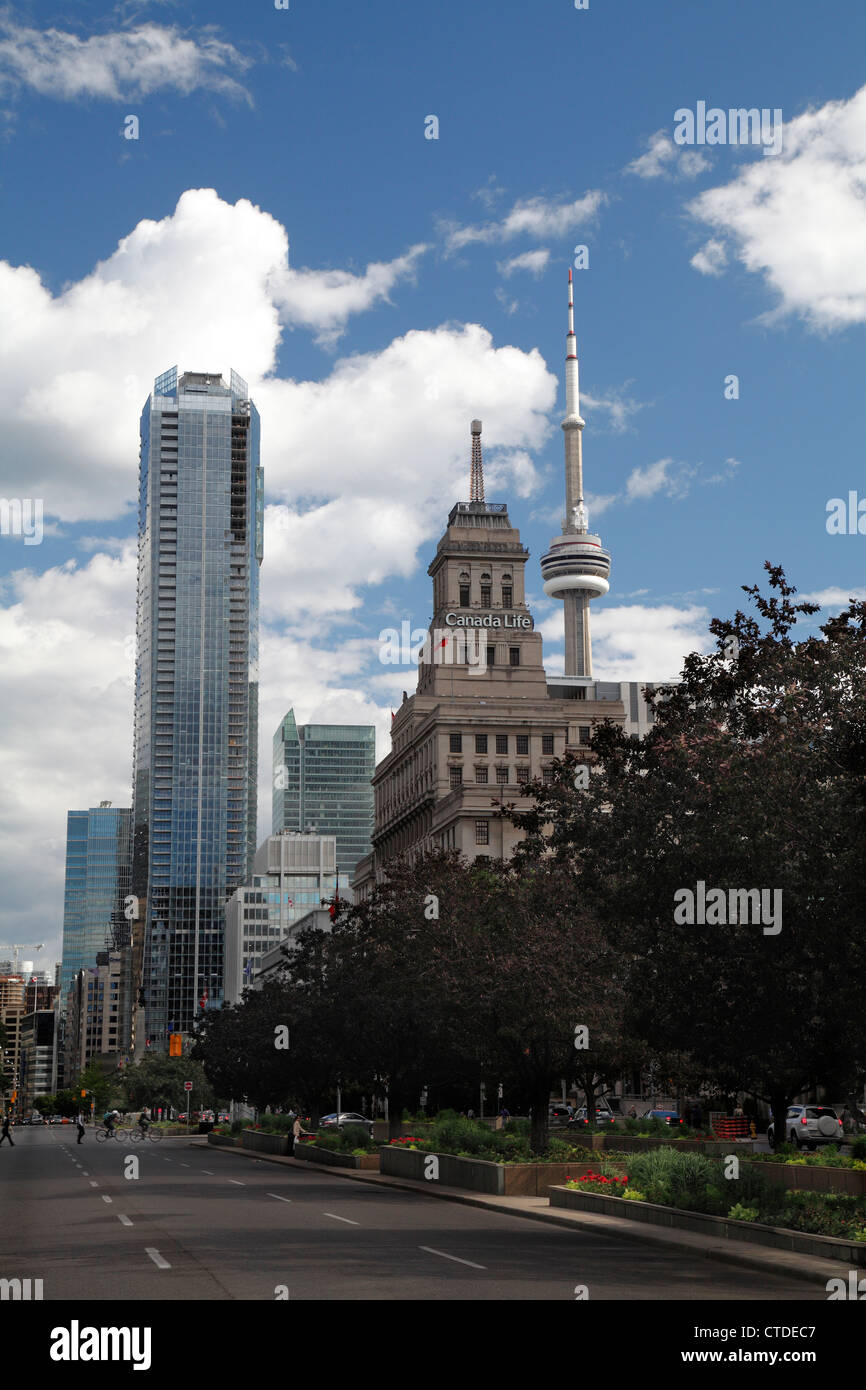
[82,1171,89,1176]
[267,1193,292,1203]
[89,1181,99,1188]
[323,1212,360,1226]
[146,1248,170,1269]
[118,1215,133,1227]
[181,1163,190,1167]
[102,1195,113,1203]
[419,1246,486,1270]
[228,1179,245,1186]
[201,1169,214,1175]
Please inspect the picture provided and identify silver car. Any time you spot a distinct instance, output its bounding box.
[767,1105,843,1149]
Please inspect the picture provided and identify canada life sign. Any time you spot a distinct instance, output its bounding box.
[444,611,533,629]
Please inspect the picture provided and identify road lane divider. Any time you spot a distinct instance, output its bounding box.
[145,1248,170,1270]
[323,1212,359,1226]
[419,1246,486,1270]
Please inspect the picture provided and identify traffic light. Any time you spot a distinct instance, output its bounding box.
[169,1033,182,1057]
[81,1089,86,1098]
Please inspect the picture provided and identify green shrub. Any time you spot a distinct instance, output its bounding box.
[728,1203,760,1222]
[627,1148,724,1214]
[852,1137,866,1162]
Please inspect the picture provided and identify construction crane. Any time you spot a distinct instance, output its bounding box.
[0,944,45,975]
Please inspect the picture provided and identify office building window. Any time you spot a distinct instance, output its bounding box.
[542,768,555,786]
[509,647,520,666]
[516,765,530,782]
[475,821,489,845]
[459,584,470,606]
[495,734,508,754]
[480,584,491,607]
[475,735,487,754]
[579,726,591,746]
[450,733,462,753]
[496,766,509,784]
[475,766,488,784]
[449,766,462,790]
[502,585,512,607]
[542,734,555,755]
[516,734,529,755]
[486,646,496,667]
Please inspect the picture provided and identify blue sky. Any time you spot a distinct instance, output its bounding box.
[1,0,864,958]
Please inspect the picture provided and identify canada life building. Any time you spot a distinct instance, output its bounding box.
[131,368,263,1048]
[353,275,660,895]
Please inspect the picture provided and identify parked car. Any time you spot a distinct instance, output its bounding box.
[548,1104,572,1126]
[569,1105,616,1127]
[641,1109,683,1126]
[767,1105,844,1149]
[217,1112,230,1123]
[319,1112,374,1132]
[49,1115,63,1124]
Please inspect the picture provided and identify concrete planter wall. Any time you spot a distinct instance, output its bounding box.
[207,1132,240,1148]
[294,1143,379,1171]
[241,1129,290,1155]
[752,1161,866,1196]
[549,1185,866,1267]
[380,1146,597,1196]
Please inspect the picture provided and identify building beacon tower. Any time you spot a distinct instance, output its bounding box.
[540,270,611,678]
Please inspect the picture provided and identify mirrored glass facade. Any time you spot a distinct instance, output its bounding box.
[272,711,375,881]
[132,369,263,1047]
[60,805,132,1009]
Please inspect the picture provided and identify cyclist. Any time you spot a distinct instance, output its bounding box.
[138,1110,149,1136]
[104,1109,119,1135]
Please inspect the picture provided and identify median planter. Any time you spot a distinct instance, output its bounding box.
[753,1161,866,1197]
[241,1129,289,1156]
[380,1146,598,1196]
[293,1143,379,1171]
[207,1132,240,1148]
[568,1133,750,1158]
[549,1185,866,1266]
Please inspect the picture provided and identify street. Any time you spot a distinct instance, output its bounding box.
[1,1127,824,1301]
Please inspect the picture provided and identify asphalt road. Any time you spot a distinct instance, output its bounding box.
[0,1126,825,1301]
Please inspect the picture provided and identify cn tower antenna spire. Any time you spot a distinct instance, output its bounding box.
[539,271,612,679]
[469,419,485,503]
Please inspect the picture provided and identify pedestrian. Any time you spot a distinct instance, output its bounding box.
[0,1114,14,1147]
[628,1106,637,1119]
[733,1102,744,1118]
[566,1102,574,1119]
[467,1108,475,1120]
[499,1106,510,1123]
[291,1113,307,1154]
[692,1101,703,1130]
[76,1113,86,1144]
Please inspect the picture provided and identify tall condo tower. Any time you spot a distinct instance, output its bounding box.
[132,368,263,1048]
[539,271,611,677]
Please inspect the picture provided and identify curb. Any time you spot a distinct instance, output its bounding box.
[187,1142,843,1287]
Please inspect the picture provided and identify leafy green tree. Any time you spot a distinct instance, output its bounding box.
[121,1055,213,1115]
[509,567,866,1148]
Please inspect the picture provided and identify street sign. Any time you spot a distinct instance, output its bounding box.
[184,1081,193,1092]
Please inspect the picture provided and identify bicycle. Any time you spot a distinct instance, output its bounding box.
[130,1126,162,1143]
[95,1126,131,1143]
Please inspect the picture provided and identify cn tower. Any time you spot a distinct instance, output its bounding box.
[540,270,611,678]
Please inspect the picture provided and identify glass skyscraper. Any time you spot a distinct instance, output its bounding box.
[60,804,132,1009]
[272,710,375,881]
[132,368,263,1047]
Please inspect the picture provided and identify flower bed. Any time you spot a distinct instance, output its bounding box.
[551,1185,866,1265]
[380,1145,600,1196]
[293,1142,379,1171]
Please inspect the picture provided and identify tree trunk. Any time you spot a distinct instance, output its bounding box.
[769,1088,789,1152]
[530,1085,549,1156]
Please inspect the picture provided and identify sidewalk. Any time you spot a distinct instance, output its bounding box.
[190,1141,844,1288]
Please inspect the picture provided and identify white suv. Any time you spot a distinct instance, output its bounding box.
[767,1105,843,1149]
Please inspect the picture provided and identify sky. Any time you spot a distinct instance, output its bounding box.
[1,0,865,968]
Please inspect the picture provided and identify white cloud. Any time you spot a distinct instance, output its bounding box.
[797,586,866,609]
[625,129,710,180]
[270,244,429,349]
[686,84,866,329]
[0,190,437,521]
[443,191,606,254]
[0,20,253,103]
[538,602,711,682]
[582,385,649,433]
[690,238,728,276]
[625,458,696,502]
[497,249,551,279]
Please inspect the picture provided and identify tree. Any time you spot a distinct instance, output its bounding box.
[509,566,866,1147]
[121,1055,212,1114]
